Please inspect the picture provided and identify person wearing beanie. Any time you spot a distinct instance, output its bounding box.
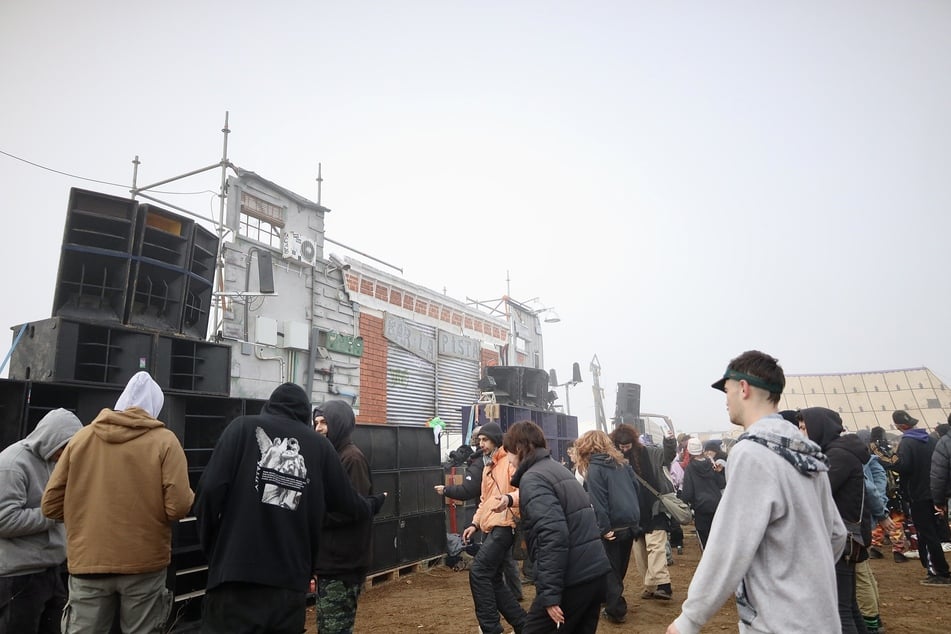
[194,383,386,633]
[1,408,81,632]
[43,372,194,634]
[461,421,526,634]
[873,410,951,586]
[681,437,725,548]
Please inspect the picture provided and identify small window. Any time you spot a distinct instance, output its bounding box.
[919,383,924,389]
[859,406,864,412]
[874,386,879,392]
[853,387,858,393]
[927,398,940,408]
[895,385,901,390]
[833,388,838,394]
[239,191,284,249]
[811,388,816,394]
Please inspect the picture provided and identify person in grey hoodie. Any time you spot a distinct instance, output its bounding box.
[0,408,82,633]
[667,351,846,634]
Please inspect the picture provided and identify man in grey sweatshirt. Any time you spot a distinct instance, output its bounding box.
[667,350,846,634]
[0,408,82,633]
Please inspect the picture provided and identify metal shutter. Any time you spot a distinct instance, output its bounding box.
[436,356,479,434]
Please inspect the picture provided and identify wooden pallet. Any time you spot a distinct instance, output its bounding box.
[363,556,443,591]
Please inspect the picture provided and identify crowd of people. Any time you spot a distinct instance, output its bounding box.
[5,349,951,633]
[448,350,951,634]
[1,371,385,634]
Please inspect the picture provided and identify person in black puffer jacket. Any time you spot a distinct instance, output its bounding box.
[800,407,870,634]
[681,438,725,548]
[503,421,611,634]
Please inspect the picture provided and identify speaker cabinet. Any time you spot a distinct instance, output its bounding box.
[398,468,445,516]
[10,318,153,387]
[154,337,230,396]
[352,423,398,471]
[371,470,399,519]
[486,366,520,405]
[371,519,400,573]
[397,426,440,469]
[53,189,138,325]
[522,368,551,409]
[0,380,26,451]
[182,225,217,340]
[398,511,446,564]
[615,383,641,426]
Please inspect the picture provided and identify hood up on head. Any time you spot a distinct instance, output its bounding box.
[115,371,164,418]
[318,399,355,451]
[21,408,82,460]
[800,407,843,451]
[262,383,312,426]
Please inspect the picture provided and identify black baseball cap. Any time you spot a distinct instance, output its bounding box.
[892,410,918,427]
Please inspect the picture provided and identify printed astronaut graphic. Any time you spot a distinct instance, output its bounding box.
[255,427,308,510]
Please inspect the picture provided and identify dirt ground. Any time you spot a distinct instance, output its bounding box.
[305,527,951,633]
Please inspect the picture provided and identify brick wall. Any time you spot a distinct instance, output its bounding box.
[357,313,388,424]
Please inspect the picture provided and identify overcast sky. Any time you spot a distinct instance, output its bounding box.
[2,1,949,434]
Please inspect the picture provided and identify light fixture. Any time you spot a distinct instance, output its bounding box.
[543,310,561,323]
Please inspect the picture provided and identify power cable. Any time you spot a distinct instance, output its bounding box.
[0,148,217,195]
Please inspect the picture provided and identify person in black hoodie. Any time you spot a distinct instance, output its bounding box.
[503,421,611,634]
[313,400,374,634]
[873,410,951,585]
[681,437,725,548]
[194,383,385,634]
[800,407,870,634]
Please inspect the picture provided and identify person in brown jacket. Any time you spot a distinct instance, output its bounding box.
[42,371,194,634]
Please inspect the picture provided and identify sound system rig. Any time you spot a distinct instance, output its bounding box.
[350,424,447,573]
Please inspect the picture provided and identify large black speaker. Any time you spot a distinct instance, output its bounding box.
[522,368,551,409]
[10,318,154,387]
[371,470,400,519]
[53,189,139,325]
[182,225,218,339]
[615,382,641,426]
[398,511,446,564]
[352,424,399,471]
[396,426,440,469]
[398,468,445,516]
[53,190,220,340]
[371,519,400,573]
[486,366,551,408]
[153,336,230,396]
[0,380,26,451]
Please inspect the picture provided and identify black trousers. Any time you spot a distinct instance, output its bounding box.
[694,512,715,549]
[0,566,66,634]
[469,526,526,634]
[602,529,634,619]
[522,575,606,634]
[909,499,950,577]
[201,582,306,634]
[834,558,868,634]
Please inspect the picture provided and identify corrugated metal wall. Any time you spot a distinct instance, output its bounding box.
[386,323,436,425]
[437,356,479,434]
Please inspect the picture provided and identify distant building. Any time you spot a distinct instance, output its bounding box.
[779,367,951,433]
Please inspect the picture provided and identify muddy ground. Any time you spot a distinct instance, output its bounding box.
[305,529,951,633]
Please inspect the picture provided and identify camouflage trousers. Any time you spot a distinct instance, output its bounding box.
[315,577,362,634]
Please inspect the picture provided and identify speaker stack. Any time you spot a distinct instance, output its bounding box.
[12,188,228,394]
[351,424,447,573]
[486,366,552,409]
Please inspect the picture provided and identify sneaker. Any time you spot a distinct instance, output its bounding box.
[677,545,684,555]
[653,583,673,600]
[666,556,675,566]
[893,551,909,563]
[868,547,884,559]
[920,575,951,586]
[600,609,626,624]
[904,549,920,559]
[943,542,951,552]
